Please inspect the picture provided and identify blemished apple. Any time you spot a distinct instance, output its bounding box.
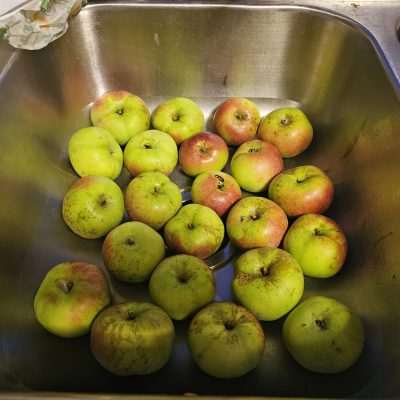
[34,262,110,338]
[226,196,288,250]
[233,247,304,321]
[283,214,347,278]
[91,302,175,376]
[68,126,123,180]
[188,302,265,378]
[151,97,205,144]
[149,254,215,320]
[257,107,313,158]
[179,132,229,177]
[213,98,261,146]
[164,204,224,259]
[268,165,334,217]
[124,130,178,177]
[62,176,125,239]
[283,296,364,374]
[102,221,165,283]
[230,139,284,193]
[125,171,182,230]
[90,90,150,145]
[191,171,241,217]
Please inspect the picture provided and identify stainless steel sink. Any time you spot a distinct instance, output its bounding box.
[1,1,400,398]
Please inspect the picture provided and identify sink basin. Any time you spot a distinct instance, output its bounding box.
[0,1,400,398]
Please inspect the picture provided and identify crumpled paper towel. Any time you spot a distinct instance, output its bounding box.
[0,0,86,50]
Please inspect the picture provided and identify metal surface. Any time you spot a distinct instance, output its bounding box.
[0,0,400,398]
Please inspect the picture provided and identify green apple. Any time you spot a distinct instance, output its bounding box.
[102,221,165,283]
[283,296,364,373]
[68,127,123,180]
[283,214,347,278]
[233,247,304,321]
[91,302,175,376]
[149,255,215,320]
[62,176,124,239]
[188,302,265,378]
[90,90,150,145]
[34,262,110,338]
[124,130,178,176]
[151,97,205,144]
[125,171,182,230]
[164,204,224,259]
[257,107,313,158]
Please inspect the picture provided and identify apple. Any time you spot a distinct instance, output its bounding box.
[232,247,304,321]
[124,130,178,177]
[283,296,364,373]
[62,176,125,239]
[164,204,224,259]
[34,262,110,338]
[268,165,334,217]
[188,302,265,378]
[179,132,229,177]
[283,213,347,278]
[90,90,150,145]
[151,97,205,144]
[191,171,241,217]
[213,98,261,146]
[125,171,182,230]
[91,302,175,376]
[149,254,215,320]
[102,221,165,283]
[257,107,313,158]
[230,139,284,193]
[226,196,288,250]
[68,126,123,180]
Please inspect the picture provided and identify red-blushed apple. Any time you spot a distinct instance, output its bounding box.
[226,196,288,250]
[90,90,150,145]
[191,171,241,216]
[258,107,313,158]
[34,262,110,338]
[91,302,175,375]
[283,214,347,278]
[268,165,334,217]
[179,132,229,176]
[213,98,261,146]
[164,204,224,259]
[188,302,265,378]
[230,139,284,193]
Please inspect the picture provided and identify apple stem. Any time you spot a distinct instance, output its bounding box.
[224,321,235,331]
[315,319,328,330]
[57,279,74,294]
[260,267,270,276]
[280,116,292,126]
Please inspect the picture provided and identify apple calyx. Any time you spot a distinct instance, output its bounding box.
[98,194,108,208]
[125,238,136,246]
[116,108,124,116]
[172,112,181,122]
[260,266,270,277]
[224,321,236,331]
[198,142,209,155]
[280,115,293,126]
[127,310,136,321]
[177,272,190,284]
[215,174,225,190]
[314,228,324,236]
[187,223,195,230]
[315,318,328,330]
[57,279,74,294]
[234,110,248,122]
[143,143,152,149]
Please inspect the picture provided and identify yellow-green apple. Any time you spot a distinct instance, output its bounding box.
[283,214,347,278]
[232,247,304,321]
[91,302,175,376]
[62,176,124,239]
[90,90,150,145]
[149,255,215,320]
[188,302,265,378]
[34,262,110,338]
[268,165,334,217]
[213,98,261,146]
[125,171,182,230]
[258,107,313,158]
[179,132,229,177]
[102,221,165,283]
[164,204,224,259]
[283,296,364,373]
[124,130,178,177]
[191,171,241,216]
[230,139,284,193]
[68,127,123,180]
[226,196,288,250]
[151,97,205,144]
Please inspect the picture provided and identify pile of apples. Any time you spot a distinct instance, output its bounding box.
[33,92,365,379]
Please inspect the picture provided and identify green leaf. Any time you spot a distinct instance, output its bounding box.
[40,0,51,12]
